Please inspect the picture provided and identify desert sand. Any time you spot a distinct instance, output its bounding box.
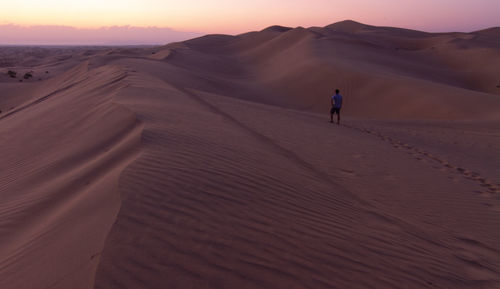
[1,20,499,289]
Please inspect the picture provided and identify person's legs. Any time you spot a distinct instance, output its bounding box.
[336,108,341,125]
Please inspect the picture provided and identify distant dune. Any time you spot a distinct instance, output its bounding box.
[1,20,500,289]
[162,19,500,120]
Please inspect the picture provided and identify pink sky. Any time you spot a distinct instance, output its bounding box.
[1,0,499,45]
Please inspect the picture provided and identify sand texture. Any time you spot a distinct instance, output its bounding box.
[1,21,500,289]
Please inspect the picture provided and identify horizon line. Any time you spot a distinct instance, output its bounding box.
[1,20,498,46]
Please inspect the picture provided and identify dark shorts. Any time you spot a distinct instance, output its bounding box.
[330,107,341,114]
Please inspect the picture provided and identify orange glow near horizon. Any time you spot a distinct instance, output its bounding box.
[1,0,500,35]
[4,0,328,32]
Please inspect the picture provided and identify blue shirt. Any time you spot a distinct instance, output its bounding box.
[332,93,343,108]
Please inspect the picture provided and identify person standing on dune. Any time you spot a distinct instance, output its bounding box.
[330,89,343,124]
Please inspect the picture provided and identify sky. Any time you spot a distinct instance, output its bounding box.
[1,0,499,45]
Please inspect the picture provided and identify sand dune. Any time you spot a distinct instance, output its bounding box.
[165,20,500,119]
[0,60,143,288]
[1,21,500,289]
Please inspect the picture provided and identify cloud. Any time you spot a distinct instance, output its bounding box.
[0,24,202,45]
